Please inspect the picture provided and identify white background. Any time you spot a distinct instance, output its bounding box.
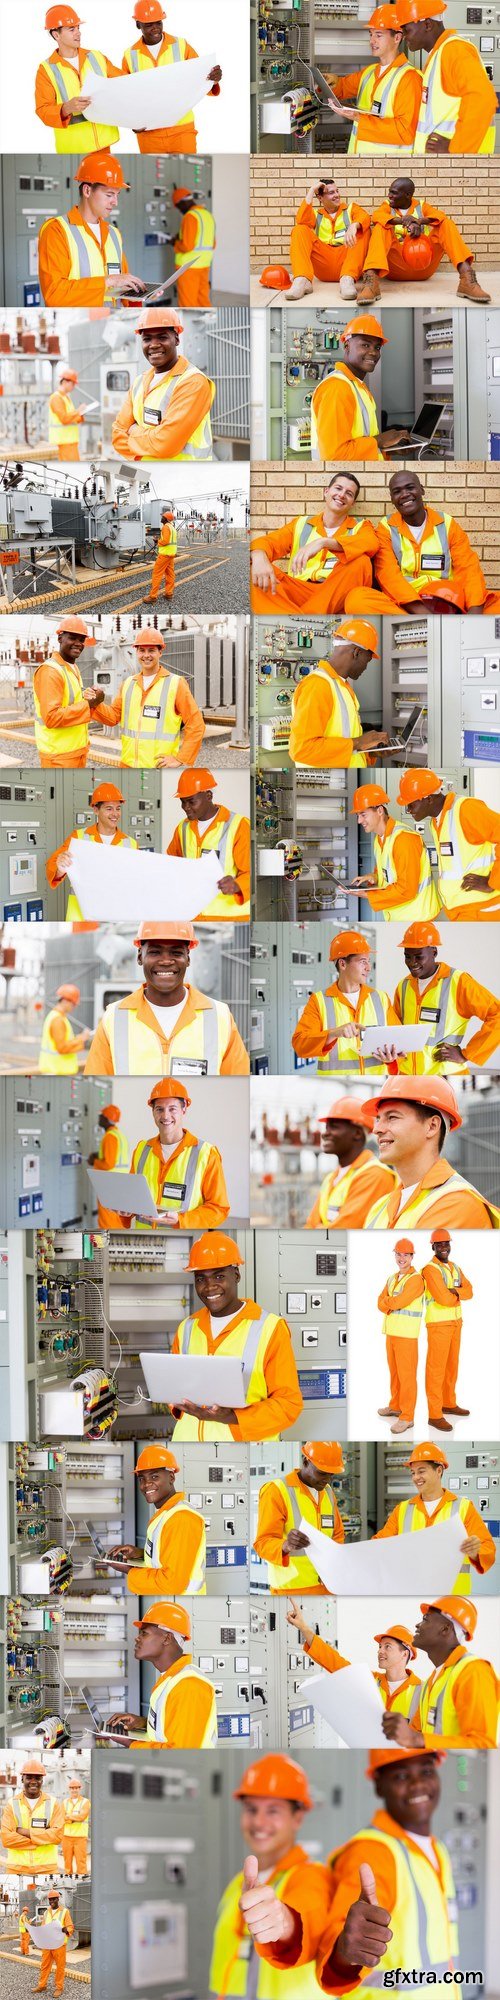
[347,1230,500,1441]
[89,1074,249,1218]
[0,0,249,153]
[373,923,500,1069]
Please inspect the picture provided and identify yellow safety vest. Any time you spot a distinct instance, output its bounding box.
[177,812,250,919]
[390,200,432,239]
[146,1663,217,1743]
[65,827,138,921]
[175,205,216,270]
[349,60,413,155]
[424,1259,463,1324]
[374,820,440,921]
[130,364,214,461]
[33,657,89,762]
[417,1653,486,1737]
[172,1305,281,1440]
[393,1493,474,1594]
[209,1863,321,1998]
[291,664,365,771]
[288,514,366,582]
[263,1478,341,1592]
[381,511,453,590]
[158,525,178,555]
[314,203,354,244]
[48,392,80,451]
[430,797,500,916]
[380,1271,423,1341]
[317,1155,381,1225]
[98,1126,129,1169]
[131,1135,212,1215]
[39,1008,80,1076]
[311,363,378,454]
[40,1905,72,1931]
[122,36,196,131]
[120,671,182,768]
[63,1801,90,1838]
[19,1915,30,1936]
[46,215,123,301]
[367,1171,500,1230]
[328,1825,458,1993]
[105,992,233,1076]
[395,966,470,1076]
[414,36,496,155]
[315,985,391,1076]
[7,1795,61,1872]
[39,50,119,152]
[144,1498,206,1594]
[373,1672,421,1719]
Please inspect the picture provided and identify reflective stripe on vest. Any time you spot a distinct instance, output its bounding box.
[175,205,216,270]
[55,217,123,300]
[147,1664,217,1744]
[317,986,387,1074]
[133,1136,208,1210]
[48,393,80,449]
[349,61,413,155]
[374,820,440,922]
[63,1804,89,1837]
[381,1270,423,1340]
[39,1008,79,1076]
[311,363,377,452]
[289,515,339,580]
[375,1672,422,1719]
[265,1480,339,1592]
[120,671,182,767]
[328,1827,457,1986]
[386,514,452,582]
[130,364,214,461]
[173,1307,279,1439]
[431,798,500,914]
[124,36,195,129]
[391,200,431,239]
[144,1498,206,1593]
[9,1796,60,1870]
[40,50,119,152]
[398,1494,471,1591]
[158,527,178,554]
[178,812,250,918]
[398,968,465,1072]
[367,1168,500,1229]
[98,1126,129,1169]
[208,1864,321,1999]
[414,37,496,154]
[108,996,225,1076]
[291,664,365,772]
[418,1653,473,1736]
[33,657,88,761]
[424,1258,463,1324]
[314,204,352,244]
[318,1155,376,1224]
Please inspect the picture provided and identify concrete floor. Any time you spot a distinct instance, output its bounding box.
[251,267,500,308]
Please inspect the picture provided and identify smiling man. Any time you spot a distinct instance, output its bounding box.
[96,627,205,768]
[395,0,497,154]
[127,1077,230,1229]
[251,474,380,615]
[375,1440,496,1589]
[398,768,500,921]
[209,1756,329,2000]
[169,1231,303,1442]
[305,1096,396,1228]
[323,3,423,153]
[83,919,249,1076]
[111,306,215,462]
[36,4,121,153]
[107,1442,207,1595]
[375,470,490,612]
[121,0,222,157]
[292,929,397,1077]
[392,920,500,1075]
[383,1598,498,1749]
[364,1074,499,1229]
[360,174,490,304]
[288,179,371,302]
[288,1604,422,1718]
[310,316,411,462]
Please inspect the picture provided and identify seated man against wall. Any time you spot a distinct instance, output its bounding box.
[250,473,380,615]
[359,174,490,304]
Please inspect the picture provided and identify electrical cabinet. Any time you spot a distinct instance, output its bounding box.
[377,1442,500,1595]
[0,155,212,308]
[254,1229,348,1435]
[251,919,377,1071]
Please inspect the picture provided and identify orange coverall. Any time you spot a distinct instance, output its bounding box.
[1,1794,65,1872]
[97,668,205,765]
[365,197,472,282]
[326,56,422,150]
[377,1265,424,1423]
[37,1908,74,1996]
[392,963,500,1072]
[410,1646,499,1748]
[431,793,500,920]
[61,1797,90,1876]
[306,1633,422,1712]
[292,984,397,1073]
[148,541,176,601]
[35,48,122,135]
[38,209,129,308]
[251,514,379,615]
[84,982,249,1078]
[111,358,214,461]
[33,657,91,769]
[167,807,250,917]
[363,818,431,916]
[171,1299,303,1442]
[290,200,370,284]
[376,1488,496,1584]
[48,391,85,461]
[174,208,213,306]
[422,1255,473,1421]
[126,1491,206,1595]
[418,31,497,154]
[288,661,368,769]
[91,1125,128,1230]
[128,1130,230,1229]
[121,34,199,154]
[311,364,382,463]
[42,1010,88,1064]
[306,1151,396,1228]
[253,1467,344,1592]
[374,507,488,611]
[365,1157,497,1229]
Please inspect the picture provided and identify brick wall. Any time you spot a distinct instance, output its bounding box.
[250,157,500,270]
[251,462,500,589]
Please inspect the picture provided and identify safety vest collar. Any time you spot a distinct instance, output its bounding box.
[334,360,376,402]
[432,791,457,835]
[185,805,230,839]
[375,1668,420,1695]
[408,1488,456,1524]
[119,981,214,1046]
[370,1809,447,1884]
[141,355,192,399]
[362,53,408,82]
[133,31,171,55]
[395,1159,459,1200]
[326,980,376,1021]
[194,1298,261,1348]
[376,815,397,848]
[389,505,448,549]
[136,667,170,701]
[66,204,115,258]
[403,961,450,1002]
[162,1651,194,1683]
[140,1128,198,1167]
[423,1644,467,1705]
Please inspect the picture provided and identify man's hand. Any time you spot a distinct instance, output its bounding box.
[347,873,375,889]
[106,1711,143,1733]
[405,219,424,237]
[208,64,222,82]
[87,687,105,708]
[106,1545,140,1566]
[282,1530,310,1553]
[160,1208,180,1225]
[345,221,359,246]
[286,1599,315,1644]
[55,844,72,878]
[105,274,146,295]
[63,93,92,116]
[334,1865,393,1972]
[369,1041,401,1066]
[461,1535,482,1558]
[177,1400,237,1424]
[239,1857,296,1944]
[426,136,450,153]
[382,1713,422,1746]
[359,730,389,751]
[251,550,277,595]
[218,874,240,896]
[461,873,491,893]
[433,1041,465,1064]
[378,428,412,452]
[324,1022,361,1053]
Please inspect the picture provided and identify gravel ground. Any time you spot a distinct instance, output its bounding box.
[0,1945,90,1992]
[1,543,250,619]
[0,721,249,769]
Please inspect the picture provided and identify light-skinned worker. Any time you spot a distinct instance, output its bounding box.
[36,4,121,154]
[39,983,91,1075]
[209,1755,330,2000]
[34,1887,74,1996]
[107,1442,207,1595]
[347,782,440,922]
[292,929,397,1079]
[48,369,86,461]
[122,0,222,158]
[383,1598,499,1748]
[364,1074,500,1229]
[1,1759,65,1876]
[167,768,250,921]
[38,154,145,309]
[33,615,105,768]
[88,1101,130,1229]
[422,1229,473,1431]
[144,511,177,603]
[399,768,500,921]
[254,1442,345,1594]
[111,307,215,463]
[251,473,381,617]
[311,316,411,464]
[288,620,390,770]
[169,1231,303,1442]
[374,469,490,613]
[394,0,497,154]
[322,5,423,155]
[305,1096,397,1229]
[360,174,490,305]
[19,1909,30,1957]
[107,1603,218,1745]
[126,1077,230,1229]
[287,179,371,303]
[84,919,249,1077]
[96,627,205,769]
[375,1441,497,1595]
[288,1605,422,1720]
[391,920,500,1075]
[46,781,138,922]
[377,1237,424,1434]
[61,1777,90,1878]
[171,187,216,307]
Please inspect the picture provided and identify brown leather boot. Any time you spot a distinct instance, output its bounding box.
[457,266,491,303]
[428,1415,453,1432]
[356,272,382,303]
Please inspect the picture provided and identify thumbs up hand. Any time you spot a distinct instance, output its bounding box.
[239,1858,297,1944]
[334,1865,393,1971]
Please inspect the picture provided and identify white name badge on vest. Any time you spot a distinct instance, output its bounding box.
[429,845,453,864]
[160,1181,187,1205]
[321,1514,335,1529]
[427,1705,437,1727]
[143,409,164,426]
[145,1534,154,1558]
[421,553,445,571]
[147,1702,157,1732]
[420,1005,440,1023]
[171,1057,208,1076]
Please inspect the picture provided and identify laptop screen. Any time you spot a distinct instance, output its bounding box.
[412,401,445,440]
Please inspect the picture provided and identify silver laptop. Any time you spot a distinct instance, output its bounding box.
[87,1167,158,1220]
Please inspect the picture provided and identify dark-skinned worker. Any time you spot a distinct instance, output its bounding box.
[127,1077,230,1229]
[96,627,205,768]
[392,920,500,1075]
[240,1748,459,1993]
[288,1605,422,1719]
[364,1074,500,1229]
[250,473,381,616]
[169,1231,303,1442]
[46,781,138,922]
[1,1758,65,1875]
[38,154,145,309]
[171,187,216,307]
[36,4,122,154]
[167,768,250,921]
[34,1888,74,1996]
[374,470,492,613]
[322,4,423,154]
[287,178,371,303]
[395,0,497,154]
[84,920,248,1076]
[383,1598,499,1749]
[398,767,500,921]
[107,1603,218,1746]
[292,929,397,1079]
[347,781,440,922]
[254,1442,345,1593]
[377,1237,424,1434]
[422,1229,473,1431]
[33,615,105,768]
[144,510,177,602]
[107,1442,207,1594]
[121,0,222,158]
[305,1096,396,1229]
[39,983,91,1075]
[375,1440,497,1594]
[48,368,86,460]
[88,1101,130,1230]
[209,1755,330,2000]
[310,316,411,463]
[360,174,490,305]
[288,619,391,770]
[111,306,215,462]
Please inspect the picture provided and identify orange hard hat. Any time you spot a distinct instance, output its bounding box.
[172,187,194,206]
[395,0,446,21]
[176,768,217,798]
[405,1442,448,1468]
[397,769,441,806]
[75,153,129,191]
[302,1442,345,1474]
[162,512,175,521]
[184,1232,243,1270]
[134,1602,191,1638]
[134,920,197,946]
[134,0,165,18]
[369,2,403,22]
[90,783,124,806]
[431,1227,451,1244]
[366,1748,444,1777]
[335,618,379,658]
[101,1103,121,1123]
[260,265,292,291]
[45,4,81,24]
[234,1754,312,1810]
[399,922,441,949]
[341,315,387,346]
[329,930,371,962]
[21,1757,46,1776]
[59,368,78,385]
[374,1624,417,1661]
[395,1238,414,1253]
[56,984,80,1004]
[317,1095,375,1133]
[134,627,165,649]
[137,307,183,333]
[350,783,389,812]
[135,1444,179,1473]
[421,1597,476,1641]
[401,234,434,274]
[365,1073,462,1132]
[148,1079,191,1107]
[56,614,89,637]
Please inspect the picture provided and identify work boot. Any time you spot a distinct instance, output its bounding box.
[442,1404,470,1416]
[378,1404,399,1417]
[429,1415,453,1432]
[285,276,314,301]
[339,275,357,300]
[143,595,158,604]
[356,272,381,303]
[456,265,491,303]
[390,1418,413,1434]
